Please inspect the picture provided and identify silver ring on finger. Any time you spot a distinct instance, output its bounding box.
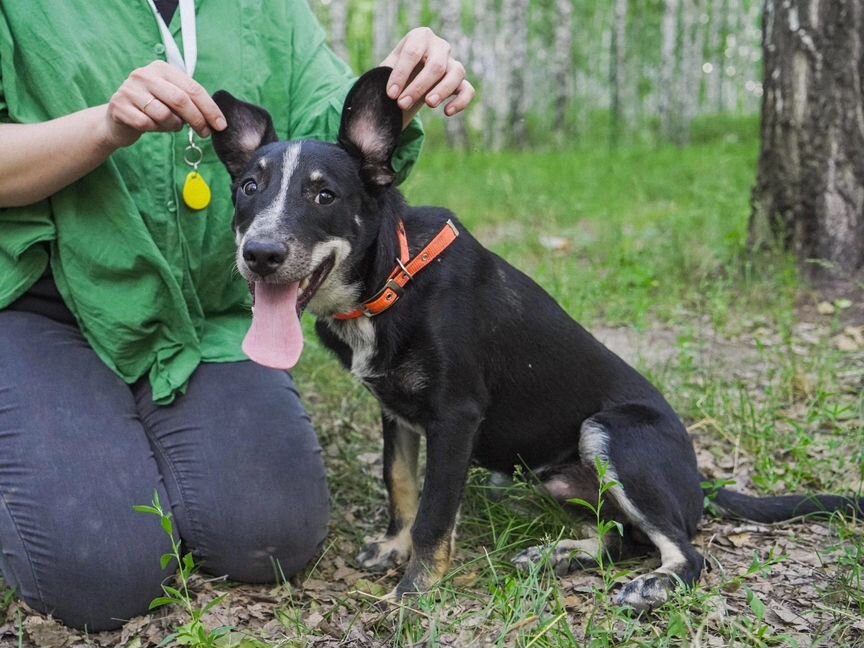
[140,96,156,111]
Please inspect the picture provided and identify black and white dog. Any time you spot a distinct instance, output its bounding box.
[212,68,863,611]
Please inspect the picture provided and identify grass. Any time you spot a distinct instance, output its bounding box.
[5,124,863,646]
[403,132,796,330]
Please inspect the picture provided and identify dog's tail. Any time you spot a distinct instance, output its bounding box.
[708,486,864,523]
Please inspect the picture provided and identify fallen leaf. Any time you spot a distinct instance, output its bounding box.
[816,301,835,315]
[539,235,571,252]
[834,334,859,352]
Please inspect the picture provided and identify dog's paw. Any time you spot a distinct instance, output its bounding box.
[356,535,411,572]
[614,573,675,613]
[512,539,599,577]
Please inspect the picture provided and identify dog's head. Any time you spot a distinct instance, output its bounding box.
[211,67,403,317]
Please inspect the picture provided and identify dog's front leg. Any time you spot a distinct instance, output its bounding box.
[356,415,420,571]
[395,405,481,598]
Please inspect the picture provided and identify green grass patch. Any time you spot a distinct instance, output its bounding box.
[400,137,796,330]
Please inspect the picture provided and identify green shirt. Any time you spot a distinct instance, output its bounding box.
[0,1,424,403]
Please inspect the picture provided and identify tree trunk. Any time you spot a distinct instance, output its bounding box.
[494,0,530,149]
[659,0,680,138]
[680,0,705,135]
[405,0,423,28]
[553,0,574,142]
[610,0,628,147]
[751,0,864,276]
[706,0,726,112]
[329,0,349,62]
[439,0,470,150]
[472,0,497,148]
[374,0,400,65]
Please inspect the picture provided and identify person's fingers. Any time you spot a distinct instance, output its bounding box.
[112,101,160,133]
[385,27,433,101]
[139,96,184,131]
[156,62,227,132]
[145,76,211,137]
[396,38,452,110]
[443,79,476,116]
[424,60,466,108]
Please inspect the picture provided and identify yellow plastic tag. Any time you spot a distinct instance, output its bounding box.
[182,171,211,211]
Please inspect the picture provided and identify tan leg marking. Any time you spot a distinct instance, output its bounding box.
[357,424,420,571]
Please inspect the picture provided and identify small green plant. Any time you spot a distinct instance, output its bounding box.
[567,456,625,577]
[134,491,231,647]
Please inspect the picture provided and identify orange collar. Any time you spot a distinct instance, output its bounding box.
[334,219,459,320]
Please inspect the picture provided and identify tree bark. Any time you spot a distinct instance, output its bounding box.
[329,0,349,62]
[374,0,400,65]
[405,0,423,28]
[553,0,574,142]
[659,0,680,138]
[680,0,705,134]
[494,0,530,149]
[439,0,470,149]
[706,0,726,112]
[610,0,629,147]
[751,0,864,275]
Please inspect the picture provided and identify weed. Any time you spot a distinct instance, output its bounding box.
[134,491,231,647]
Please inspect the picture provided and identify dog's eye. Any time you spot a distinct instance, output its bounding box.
[315,190,336,205]
[241,179,258,196]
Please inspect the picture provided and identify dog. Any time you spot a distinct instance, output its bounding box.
[211,67,864,611]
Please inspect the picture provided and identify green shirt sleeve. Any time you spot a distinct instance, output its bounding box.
[284,2,424,185]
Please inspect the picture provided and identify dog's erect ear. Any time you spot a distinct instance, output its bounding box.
[211,90,278,181]
[338,67,403,187]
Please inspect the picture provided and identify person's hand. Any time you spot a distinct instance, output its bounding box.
[101,61,227,149]
[381,27,475,127]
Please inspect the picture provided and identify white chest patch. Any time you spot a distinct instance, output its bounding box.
[381,405,427,437]
[328,317,379,381]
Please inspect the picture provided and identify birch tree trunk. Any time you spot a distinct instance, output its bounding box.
[610,0,629,146]
[510,0,530,148]
[706,0,726,112]
[472,0,497,147]
[751,0,864,276]
[721,0,742,112]
[494,0,531,149]
[374,0,400,64]
[439,0,469,149]
[680,0,705,135]
[659,0,680,138]
[405,0,423,28]
[329,0,349,62]
[553,0,574,141]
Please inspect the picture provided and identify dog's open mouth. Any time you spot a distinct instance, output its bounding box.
[241,254,336,372]
[296,254,335,316]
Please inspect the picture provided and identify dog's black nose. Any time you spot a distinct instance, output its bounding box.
[242,239,287,277]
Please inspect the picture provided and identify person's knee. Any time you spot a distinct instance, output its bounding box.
[196,468,330,583]
[5,529,169,632]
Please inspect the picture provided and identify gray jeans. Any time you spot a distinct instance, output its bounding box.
[0,310,329,631]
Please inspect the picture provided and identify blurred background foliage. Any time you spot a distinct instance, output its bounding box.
[310,0,763,150]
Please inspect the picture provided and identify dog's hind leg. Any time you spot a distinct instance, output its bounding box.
[579,405,706,612]
[356,415,420,571]
[513,463,653,576]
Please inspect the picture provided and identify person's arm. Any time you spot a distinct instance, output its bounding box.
[0,106,120,208]
[0,61,226,208]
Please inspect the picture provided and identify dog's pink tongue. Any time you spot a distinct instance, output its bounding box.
[242,282,304,370]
